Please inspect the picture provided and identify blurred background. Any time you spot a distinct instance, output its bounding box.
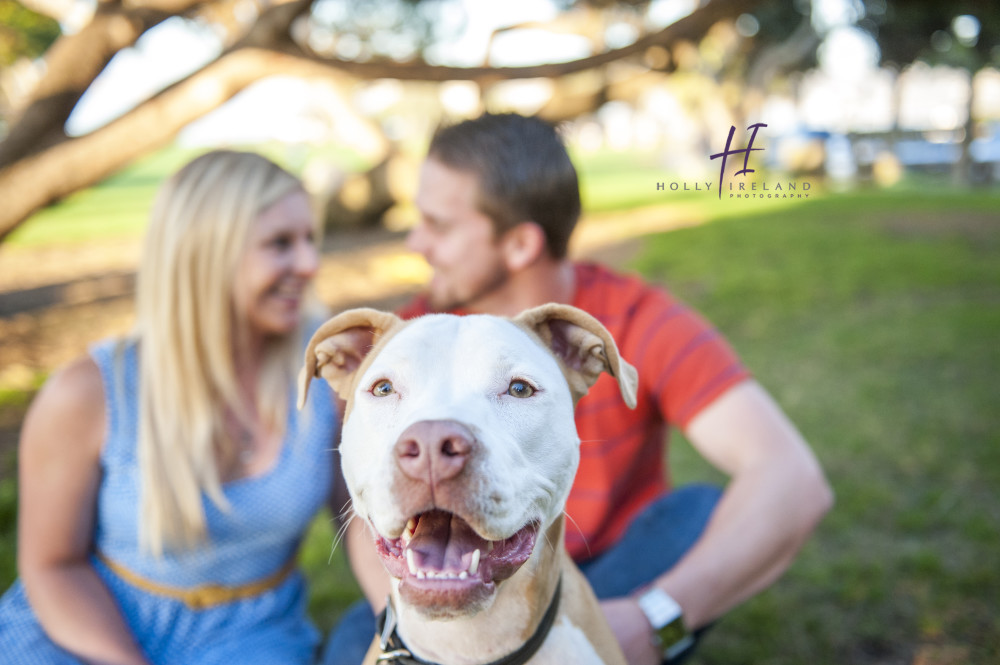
[1,1,998,663]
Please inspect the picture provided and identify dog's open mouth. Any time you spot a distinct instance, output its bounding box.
[375,509,539,612]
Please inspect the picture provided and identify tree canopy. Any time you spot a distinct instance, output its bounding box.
[0,0,59,66]
[860,0,1000,71]
[1,0,779,241]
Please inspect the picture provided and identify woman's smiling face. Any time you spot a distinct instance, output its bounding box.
[232,188,319,340]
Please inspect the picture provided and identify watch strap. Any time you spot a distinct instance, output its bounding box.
[636,588,694,660]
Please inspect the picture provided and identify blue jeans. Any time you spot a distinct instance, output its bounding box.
[320,484,722,665]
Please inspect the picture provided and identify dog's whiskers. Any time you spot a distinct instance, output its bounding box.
[336,497,353,520]
[328,501,359,563]
[329,515,354,563]
[562,511,592,559]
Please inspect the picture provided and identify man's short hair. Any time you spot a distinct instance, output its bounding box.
[427,113,581,259]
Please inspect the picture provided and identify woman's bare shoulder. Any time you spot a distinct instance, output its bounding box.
[21,355,106,462]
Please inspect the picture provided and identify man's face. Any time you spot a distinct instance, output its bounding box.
[407,158,510,312]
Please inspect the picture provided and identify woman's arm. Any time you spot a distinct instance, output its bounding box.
[17,357,150,665]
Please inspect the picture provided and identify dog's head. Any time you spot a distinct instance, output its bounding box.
[299,304,637,618]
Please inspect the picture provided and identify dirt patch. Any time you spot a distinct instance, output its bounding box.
[0,237,144,293]
[911,644,972,665]
[877,210,999,248]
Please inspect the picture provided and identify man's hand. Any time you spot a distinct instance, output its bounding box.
[600,596,661,665]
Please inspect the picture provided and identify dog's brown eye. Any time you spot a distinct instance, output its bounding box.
[372,379,394,396]
[507,380,534,398]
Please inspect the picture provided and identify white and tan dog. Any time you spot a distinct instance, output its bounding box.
[298,304,636,665]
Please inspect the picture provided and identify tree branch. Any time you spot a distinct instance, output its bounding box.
[0,0,216,169]
[746,16,819,92]
[278,0,755,82]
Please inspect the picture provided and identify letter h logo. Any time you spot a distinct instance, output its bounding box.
[710,123,767,199]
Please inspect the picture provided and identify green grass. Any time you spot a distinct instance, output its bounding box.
[575,148,680,213]
[636,187,1000,664]
[301,513,364,632]
[2,177,999,662]
[4,142,371,247]
[4,146,203,247]
[0,445,15,586]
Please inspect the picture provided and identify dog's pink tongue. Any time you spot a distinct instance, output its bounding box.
[408,510,487,572]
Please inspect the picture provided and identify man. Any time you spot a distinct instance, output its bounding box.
[325,113,832,665]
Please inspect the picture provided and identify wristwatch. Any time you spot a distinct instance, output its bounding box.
[636,588,694,660]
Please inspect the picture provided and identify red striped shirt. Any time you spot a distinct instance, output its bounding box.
[396,262,750,560]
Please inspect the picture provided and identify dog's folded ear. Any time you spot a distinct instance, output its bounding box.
[297,308,403,409]
[515,304,638,409]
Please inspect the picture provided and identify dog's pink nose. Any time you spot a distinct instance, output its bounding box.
[395,420,475,484]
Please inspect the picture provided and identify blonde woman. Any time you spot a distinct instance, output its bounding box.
[0,150,339,664]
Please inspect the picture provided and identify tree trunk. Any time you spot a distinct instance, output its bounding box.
[0,0,207,168]
[953,72,974,187]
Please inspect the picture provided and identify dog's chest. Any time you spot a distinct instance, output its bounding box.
[529,617,606,665]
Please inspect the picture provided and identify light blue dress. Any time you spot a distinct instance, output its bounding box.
[0,338,337,664]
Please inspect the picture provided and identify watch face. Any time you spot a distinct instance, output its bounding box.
[637,588,692,658]
[657,617,687,647]
[659,621,695,660]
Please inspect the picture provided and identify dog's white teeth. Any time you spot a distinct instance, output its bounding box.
[425,571,466,580]
[406,546,480,580]
[486,541,494,553]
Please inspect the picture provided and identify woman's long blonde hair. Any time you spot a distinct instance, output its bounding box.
[134,150,311,556]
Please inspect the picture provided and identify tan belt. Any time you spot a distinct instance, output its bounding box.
[97,551,298,610]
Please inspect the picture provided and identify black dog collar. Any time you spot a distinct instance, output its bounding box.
[374,577,562,665]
